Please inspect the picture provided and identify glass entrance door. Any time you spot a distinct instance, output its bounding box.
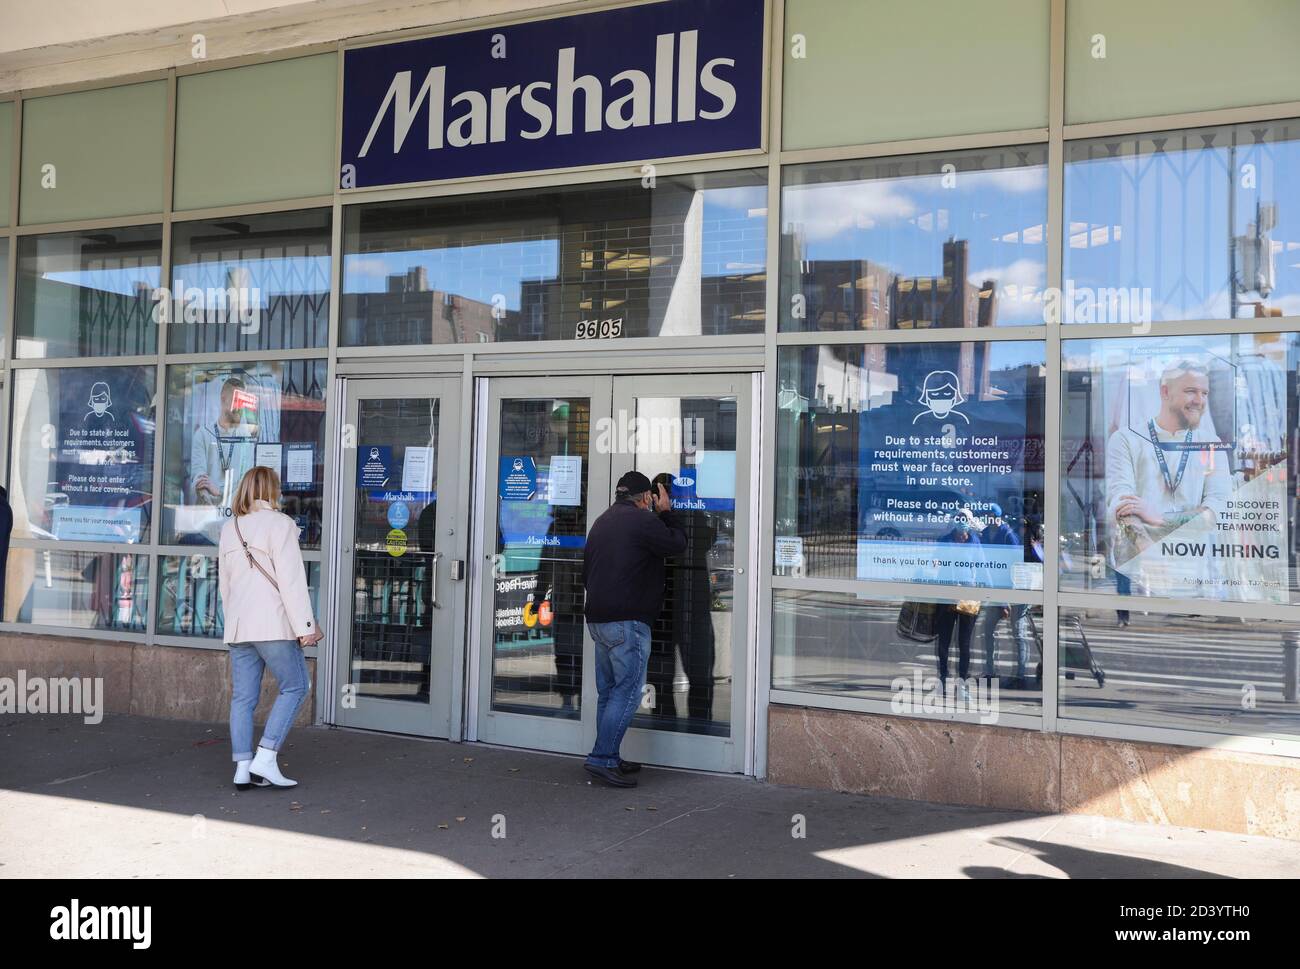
[334,377,465,737]
[610,375,753,773]
[475,374,754,772]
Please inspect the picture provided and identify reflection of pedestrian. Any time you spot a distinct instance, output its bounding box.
[935,518,981,696]
[647,472,718,727]
[979,503,1028,685]
[543,499,584,711]
[0,487,11,619]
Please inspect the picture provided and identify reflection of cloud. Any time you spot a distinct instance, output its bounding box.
[700,185,767,214]
[344,256,398,282]
[972,166,1047,194]
[970,258,1046,295]
[971,258,1047,324]
[784,180,916,241]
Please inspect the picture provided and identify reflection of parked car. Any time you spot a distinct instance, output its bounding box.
[707,532,735,596]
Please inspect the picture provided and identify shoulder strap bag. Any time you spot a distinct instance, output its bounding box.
[233,515,279,593]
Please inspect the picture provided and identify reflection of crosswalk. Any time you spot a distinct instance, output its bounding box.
[1058,619,1292,694]
[775,596,1298,700]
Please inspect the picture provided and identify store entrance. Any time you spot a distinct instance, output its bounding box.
[332,377,467,738]
[472,374,756,773]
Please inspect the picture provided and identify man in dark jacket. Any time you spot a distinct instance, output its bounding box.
[581,471,686,787]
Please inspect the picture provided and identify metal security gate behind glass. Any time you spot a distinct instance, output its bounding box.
[334,377,466,737]
[474,373,754,773]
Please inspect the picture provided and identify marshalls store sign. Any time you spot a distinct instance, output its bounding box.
[340,0,766,187]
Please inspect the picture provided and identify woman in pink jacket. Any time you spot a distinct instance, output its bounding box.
[219,466,322,790]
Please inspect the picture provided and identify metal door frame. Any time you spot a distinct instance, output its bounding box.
[609,372,755,774]
[331,375,466,738]
[470,371,757,773]
[472,374,613,755]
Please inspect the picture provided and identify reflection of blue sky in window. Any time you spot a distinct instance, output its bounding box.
[42,265,160,297]
[343,186,767,312]
[1065,131,1300,321]
[346,239,558,311]
[171,255,331,295]
[783,165,1048,325]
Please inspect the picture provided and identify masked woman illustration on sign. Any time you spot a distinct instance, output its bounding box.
[83,382,116,430]
[914,370,969,424]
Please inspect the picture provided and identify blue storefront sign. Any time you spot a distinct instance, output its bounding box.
[340,0,765,188]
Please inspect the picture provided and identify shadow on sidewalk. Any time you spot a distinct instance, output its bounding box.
[0,713,1256,878]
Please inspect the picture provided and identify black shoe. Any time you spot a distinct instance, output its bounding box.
[584,763,637,788]
[618,759,642,774]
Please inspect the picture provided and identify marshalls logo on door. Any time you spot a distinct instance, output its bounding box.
[340,0,765,188]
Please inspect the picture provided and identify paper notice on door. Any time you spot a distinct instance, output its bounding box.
[548,455,582,506]
[255,443,282,472]
[284,444,314,485]
[774,536,804,569]
[402,446,434,492]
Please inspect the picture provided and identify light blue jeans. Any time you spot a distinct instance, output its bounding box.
[229,639,311,762]
[982,604,1032,680]
[586,620,651,769]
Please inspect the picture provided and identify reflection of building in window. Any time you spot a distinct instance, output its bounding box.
[515,186,764,340]
[783,232,1001,359]
[347,266,498,345]
[345,179,766,345]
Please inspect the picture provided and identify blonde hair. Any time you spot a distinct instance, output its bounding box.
[231,465,281,517]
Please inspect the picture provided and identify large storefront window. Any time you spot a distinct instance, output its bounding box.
[155,554,320,639]
[1058,608,1300,742]
[14,225,161,359]
[341,170,767,346]
[1064,118,1300,324]
[161,360,327,548]
[1061,332,1299,604]
[773,590,1042,710]
[168,208,332,354]
[780,146,1048,331]
[4,550,149,631]
[775,341,1047,587]
[9,366,156,543]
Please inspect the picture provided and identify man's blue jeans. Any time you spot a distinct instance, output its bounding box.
[586,620,651,769]
[229,640,311,762]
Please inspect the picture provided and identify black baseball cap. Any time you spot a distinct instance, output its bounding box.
[615,470,652,498]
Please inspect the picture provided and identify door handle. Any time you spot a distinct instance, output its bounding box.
[430,551,442,609]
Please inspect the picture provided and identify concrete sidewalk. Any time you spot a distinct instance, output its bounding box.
[2,713,1297,878]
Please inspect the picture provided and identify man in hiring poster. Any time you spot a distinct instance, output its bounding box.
[1105,358,1232,585]
[190,375,260,543]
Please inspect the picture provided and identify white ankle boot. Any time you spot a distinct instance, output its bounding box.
[233,760,269,791]
[248,746,297,788]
